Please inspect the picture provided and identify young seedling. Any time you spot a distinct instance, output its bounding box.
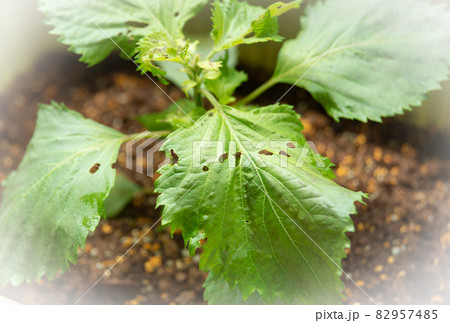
[1,0,449,304]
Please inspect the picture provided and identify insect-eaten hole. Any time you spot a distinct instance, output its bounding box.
[125,21,149,28]
[279,150,291,157]
[174,11,179,17]
[235,152,242,167]
[218,153,229,163]
[89,163,100,174]
[170,149,179,165]
[286,142,296,148]
[258,149,273,156]
[202,165,209,172]
[245,220,250,224]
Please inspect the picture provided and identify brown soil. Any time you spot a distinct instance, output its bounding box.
[0,54,449,305]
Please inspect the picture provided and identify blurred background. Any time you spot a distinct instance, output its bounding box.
[0,0,449,305]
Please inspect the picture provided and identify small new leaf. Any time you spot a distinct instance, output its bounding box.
[273,0,450,122]
[198,60,223,80]
[0,102,127,284]
[136,33,195,84]
[155,103,365,304]
[251,1,302,41]
[156,35,240,90]
[182,80,199,96]
[210,0,302,53]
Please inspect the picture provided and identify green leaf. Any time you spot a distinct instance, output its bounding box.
[182,80,199,96]
[210,0,302,53]
[39,0,208,66]
[273,0,450,122]
[104,173,142,219]
[204,272,266,305]
[198,60,223,80]
[137,99,205,132]
[205,54,248,104]
[0,102,127,284]
[136,34,196,84]
[204,272,299,304]
[155,104,365,304]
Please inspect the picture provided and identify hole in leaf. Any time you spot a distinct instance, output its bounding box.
[286,142,296,148]
[279,150,291,157]
[202,166,209,172]
[258,150,273,156]
[174,11,179,17]
[245,220,250,224]
[170,149,179,165]
[125,21,149,28]
[235,152,242,167]
[218,153,228,163]
[89,163,100,174]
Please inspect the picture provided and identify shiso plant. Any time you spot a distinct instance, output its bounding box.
[1,0,450,304]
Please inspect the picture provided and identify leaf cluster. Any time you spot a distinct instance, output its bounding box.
[1,0,449,305]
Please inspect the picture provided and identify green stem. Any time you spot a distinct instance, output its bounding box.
[205,49,218,61]
[194,88,204,108]
[187,62,204,108]
[201,89,222,111]
[236,77,279,107]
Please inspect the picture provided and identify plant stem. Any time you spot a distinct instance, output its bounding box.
[201,89,222,111]
[194,89,204,108]
[236,77,278,107]
[205,49,218,61]
[187,62,204,108]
